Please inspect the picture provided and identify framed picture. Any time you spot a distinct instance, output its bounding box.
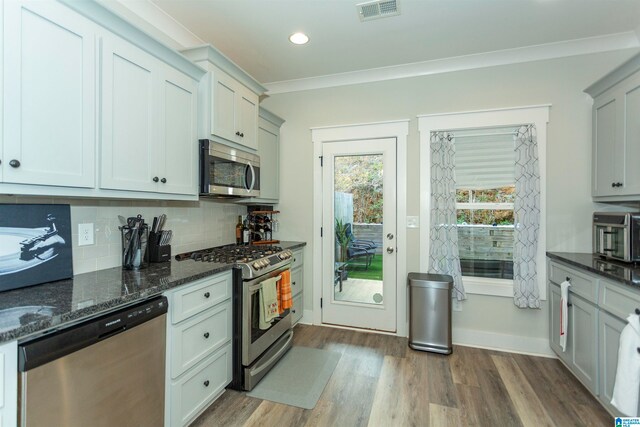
[0,204,73,292]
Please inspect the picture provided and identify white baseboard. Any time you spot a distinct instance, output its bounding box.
[298,309,314,325]
[453,327,555,358]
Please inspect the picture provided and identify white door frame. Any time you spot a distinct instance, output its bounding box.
[311,120,409,336]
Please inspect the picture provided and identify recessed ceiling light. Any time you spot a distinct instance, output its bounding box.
[289,32,309,45]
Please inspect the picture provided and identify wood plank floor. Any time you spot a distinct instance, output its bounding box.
[191,324,612,427]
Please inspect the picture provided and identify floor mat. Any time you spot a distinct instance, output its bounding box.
[246,346,341,409]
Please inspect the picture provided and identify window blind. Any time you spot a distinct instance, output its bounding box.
[454,133,515,190]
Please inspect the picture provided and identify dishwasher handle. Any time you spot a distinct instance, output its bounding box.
[19,296,167,372]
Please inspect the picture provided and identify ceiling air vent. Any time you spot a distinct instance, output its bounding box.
[357,0,400,22]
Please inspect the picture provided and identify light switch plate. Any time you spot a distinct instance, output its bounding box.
[78,223,94,246]
[406,216,419,228]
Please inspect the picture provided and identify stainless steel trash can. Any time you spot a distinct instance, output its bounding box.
[408,273,453,354]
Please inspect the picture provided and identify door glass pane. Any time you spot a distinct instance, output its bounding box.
[210,157,248,189]
[333,154,383,305]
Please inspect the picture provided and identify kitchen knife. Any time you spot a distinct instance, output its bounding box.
[151,217,158,234]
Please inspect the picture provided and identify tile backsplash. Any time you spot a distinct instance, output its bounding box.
[0,195,247,275]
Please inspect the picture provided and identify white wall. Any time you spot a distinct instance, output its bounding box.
[262,49,639,353]
[0,195,246,275]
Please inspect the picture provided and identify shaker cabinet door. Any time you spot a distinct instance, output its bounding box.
[3,0,96,188]
[211,70,239,144]
[592,94,617,197]
[569,293,598,394]
[238,89,259,150]
[598,310,626,415]
[100,35,159,193]
[159,66,198,195]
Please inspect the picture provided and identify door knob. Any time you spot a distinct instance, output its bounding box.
[386,246,394,254]
[387,233,394,240]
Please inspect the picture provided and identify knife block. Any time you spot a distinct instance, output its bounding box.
[147,231,171,263]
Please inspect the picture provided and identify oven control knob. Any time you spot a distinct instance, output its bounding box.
[260,260,268,267]
[253,262,261,270]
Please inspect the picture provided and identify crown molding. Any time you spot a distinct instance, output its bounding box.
[98,0,204,50]
[265,32,640,95]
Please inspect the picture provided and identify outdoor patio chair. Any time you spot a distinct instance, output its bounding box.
[345,223,377,251]
[347,241,374,269]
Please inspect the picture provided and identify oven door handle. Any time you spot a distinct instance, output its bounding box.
[249,274,283,293]
[249,330,293,377]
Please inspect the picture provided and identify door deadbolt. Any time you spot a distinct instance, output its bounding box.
[387,233,394,240]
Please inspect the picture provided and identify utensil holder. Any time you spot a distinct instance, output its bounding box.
[147,231,171,263]
[120,225,149,270]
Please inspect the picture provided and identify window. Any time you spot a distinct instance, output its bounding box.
[418,105,549,299]
[454,128,516,281]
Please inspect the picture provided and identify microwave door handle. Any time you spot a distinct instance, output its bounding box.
[247,162,256,191]
[599,228,605,255]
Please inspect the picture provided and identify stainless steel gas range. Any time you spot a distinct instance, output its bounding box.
[176,244,294,390]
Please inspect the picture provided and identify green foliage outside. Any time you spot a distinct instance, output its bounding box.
[456,187,515,225]
[347,255,383,281]
[334,155,383,224]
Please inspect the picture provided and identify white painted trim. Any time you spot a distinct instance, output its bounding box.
[265,33,639,94]
[102,0,204,50]
[463,277,513,298]
[418,105,549,301]
[312,120,409,336]
[298,309,314,325]
[453,327,555,357]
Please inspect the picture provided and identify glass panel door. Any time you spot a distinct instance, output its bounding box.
[322,138,397,332]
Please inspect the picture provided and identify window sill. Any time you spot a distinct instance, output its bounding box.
[462,276,513,297]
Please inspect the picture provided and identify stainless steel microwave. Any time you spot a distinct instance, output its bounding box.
[199,140,260,198]
[593,212,640,263]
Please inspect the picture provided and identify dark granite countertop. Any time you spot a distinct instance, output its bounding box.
[0,241,306,344]
[547,252,640,288]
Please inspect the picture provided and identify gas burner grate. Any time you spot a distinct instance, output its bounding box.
[176,245,284,264]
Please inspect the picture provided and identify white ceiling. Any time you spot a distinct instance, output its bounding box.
[148,0,640,85]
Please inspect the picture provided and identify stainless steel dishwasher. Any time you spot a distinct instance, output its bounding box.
[18,296,168,427]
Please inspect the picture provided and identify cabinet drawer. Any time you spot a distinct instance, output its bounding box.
[291,266,303,296]
[599,279,640,319]
[171,301,232,379]
[549,261,598,303]
[292,292,303,325]
[169,271,232,324]
[291,249,304,270]
[170,343,232,427]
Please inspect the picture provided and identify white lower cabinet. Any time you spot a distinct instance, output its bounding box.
[165,271,233,427]
[169,343,232,427]
[0,341,17,427]
[291,248,304,325]
[598,310,626,415]
[548,258,640,415]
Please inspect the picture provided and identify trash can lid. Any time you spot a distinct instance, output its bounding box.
[407,273,453,289]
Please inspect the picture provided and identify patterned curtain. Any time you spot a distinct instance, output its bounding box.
[429,132,466,301]
[513,125,541,308]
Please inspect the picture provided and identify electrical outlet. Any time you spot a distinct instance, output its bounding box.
[452,299,462,312]
[78,223,94,246]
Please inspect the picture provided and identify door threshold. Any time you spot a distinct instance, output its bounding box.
[318,322,400,337]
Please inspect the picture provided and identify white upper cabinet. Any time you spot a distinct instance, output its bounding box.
[587,53,640,201]
[210,67,259,150]
[238,108,284,204]
[100,35,198,196]
[181,46,265,152]
[101,34,158,193]
[160,66,198,195]
[1,0,205,200]
[3,0,96,188]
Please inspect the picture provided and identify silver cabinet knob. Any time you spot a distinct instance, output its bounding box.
[386,246,394,254]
